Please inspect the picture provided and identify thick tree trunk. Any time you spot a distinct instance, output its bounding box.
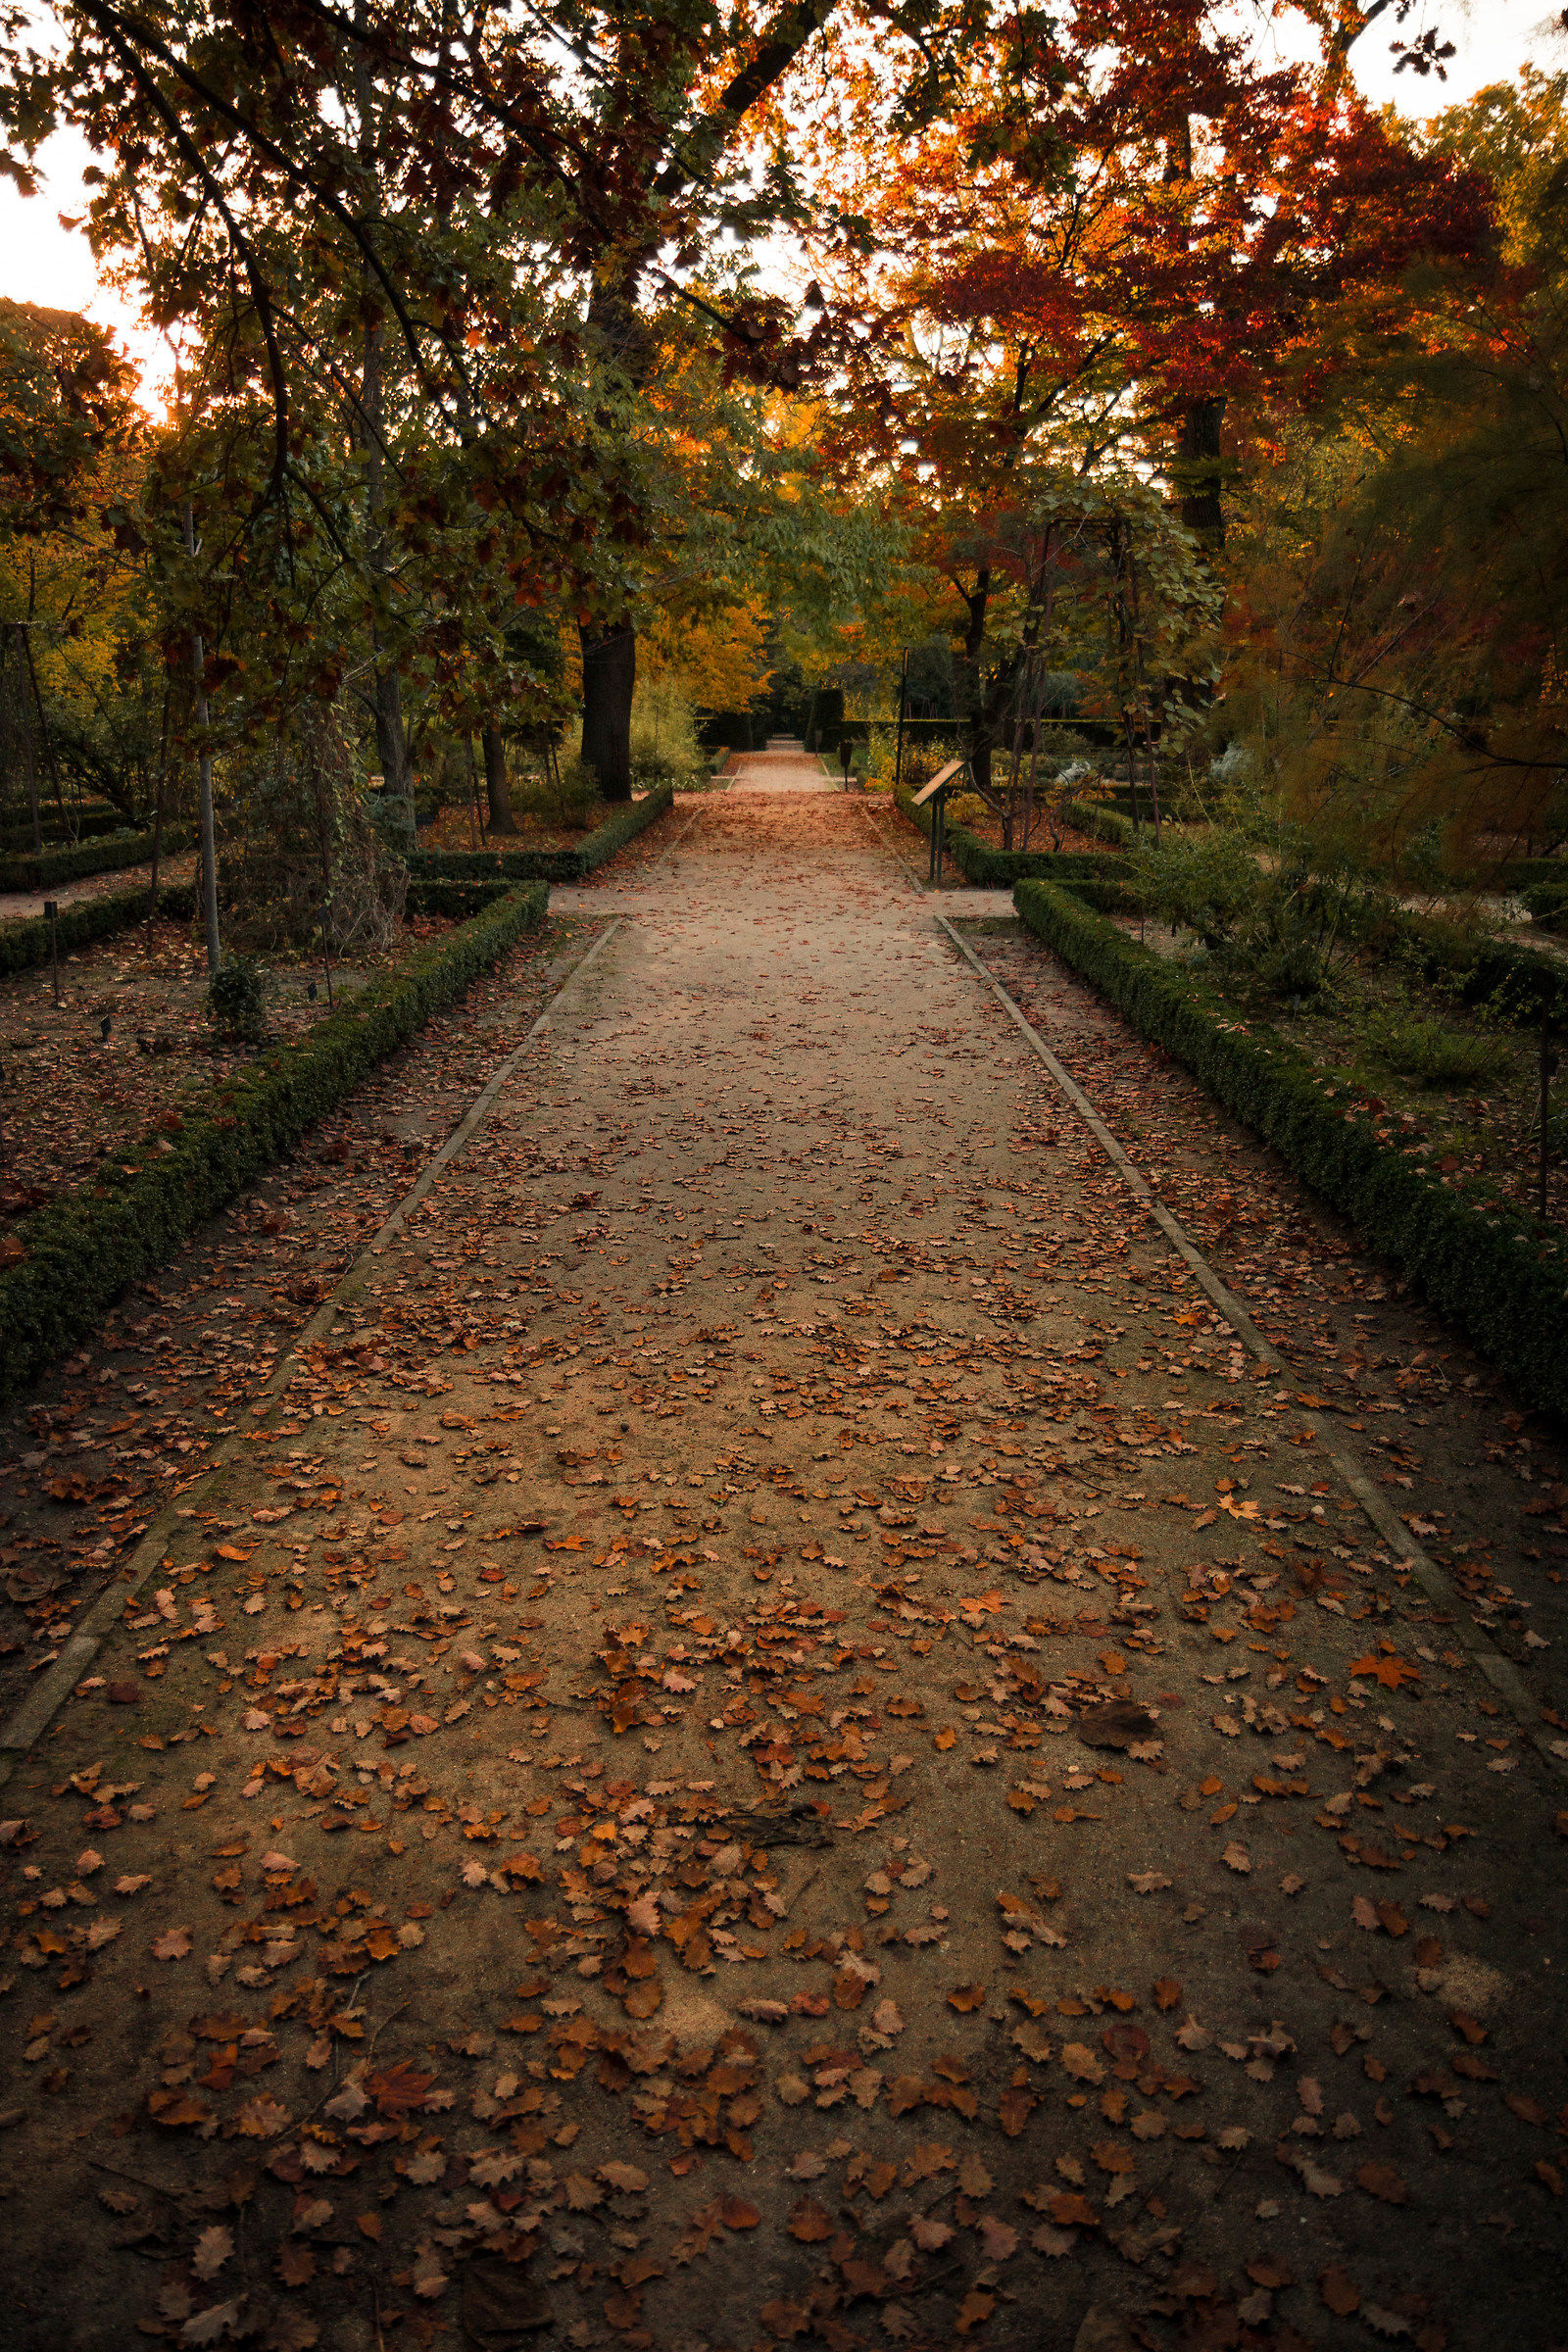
[482,726,517,832]
[953,570,994,794]
[372,664,410,800]
[1177,397,1226,545]
[580,620,635,803]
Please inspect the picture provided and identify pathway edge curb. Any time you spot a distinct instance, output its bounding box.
[0,916,624,1781]
[934,909,1568,1785]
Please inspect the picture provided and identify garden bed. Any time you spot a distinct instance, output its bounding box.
[0,824,192,894]
[1015,878,1568,1418]
[0,898,497,1243]
[0,882,550,1399]
[891,782,1132,889]
[409,778,675,883]
[1102,905,1568,1230]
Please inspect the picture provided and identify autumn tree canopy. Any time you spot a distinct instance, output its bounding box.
[0,1,1556,866]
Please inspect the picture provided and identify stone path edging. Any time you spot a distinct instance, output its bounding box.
[0,917,623,1779]
[935,908,1568,1783]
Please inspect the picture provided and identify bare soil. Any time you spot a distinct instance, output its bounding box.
[0,907,470,1235]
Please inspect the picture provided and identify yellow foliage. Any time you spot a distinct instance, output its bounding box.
[642,599,770,710]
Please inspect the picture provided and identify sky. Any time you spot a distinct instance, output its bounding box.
[0,0,1561,411]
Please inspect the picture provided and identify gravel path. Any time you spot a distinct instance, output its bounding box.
[0,847,199,923]
[0,799,1563,2352]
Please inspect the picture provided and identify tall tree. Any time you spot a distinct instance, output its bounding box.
[806,0,1491,778]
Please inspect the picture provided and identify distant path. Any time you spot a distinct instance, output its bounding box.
[728,732,839,792]
[0,846,198,923]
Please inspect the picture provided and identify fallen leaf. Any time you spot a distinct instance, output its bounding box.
[910,2215,954,2250]
[788,2197,833,2242]
[1356,2162,1408,2204]
[1060,2042,1104,2084]
[1348,1652,1421,1690]
[191,2226,232,2281]
[1320,2267,1361,2317]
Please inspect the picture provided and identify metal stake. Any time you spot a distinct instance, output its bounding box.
[44,898,59,1004]
[1542,1013,1553,1218]
[894,650,909,794]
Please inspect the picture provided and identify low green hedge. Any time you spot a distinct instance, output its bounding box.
[894,784,1139,898]
[1014,879,1568,1419]
[0,881,198,980]
[405,876,515,920]
[0,825,189,893]
[1061,799,1136,850]
[1491,858,1568,895]
[0,806,136,855]
[1391,911,1568,1029]
[407,779,674,886]
[0,881,549,1401]
[1521,882,1568,932]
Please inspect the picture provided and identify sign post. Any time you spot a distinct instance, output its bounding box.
[909,760,966,885]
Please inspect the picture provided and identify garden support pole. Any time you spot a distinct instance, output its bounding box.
[1543,1015,1553,1219]
[147,686,171,943]
[183,505,220,975]
[15,626,41,851]
[895,651,909,793]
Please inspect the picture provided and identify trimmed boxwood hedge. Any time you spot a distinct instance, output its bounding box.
[408,779,675,886]
[0,880,549,1401]
[1390,910,1568,1029]
[405,876,515,919]
[1014,878,1568,1419]
[1061,798,1136,850]
[0,806,136,855]
[894,782,1139,899]
[696,710,768,754]
[0,881,198,980]
[1493,858,1568,895]
[0,826,190,893]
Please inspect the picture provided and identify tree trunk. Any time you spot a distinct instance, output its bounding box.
[954,571,994,795]
[580,621,635,803]
[372,663,410,801]
[182,504,221,973]
[1177,398,1226,545]
[15,626,40,851]
[482,726,517,832]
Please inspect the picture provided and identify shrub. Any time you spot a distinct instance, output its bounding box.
[208,956,270,1044]
[511,757,602,830]
[1128,828,1258,949]
[1129,822,1391,992]
[1363,1011,1494,1089]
